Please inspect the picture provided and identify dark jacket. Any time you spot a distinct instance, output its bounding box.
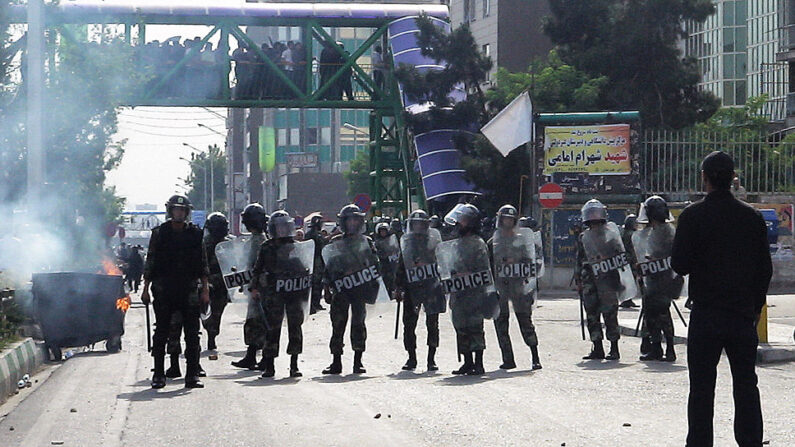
[143,221,209,283]
[671,190,772,319]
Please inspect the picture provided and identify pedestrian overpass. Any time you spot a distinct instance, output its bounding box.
[9,2,480,215]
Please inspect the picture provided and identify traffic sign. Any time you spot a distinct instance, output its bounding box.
[353,193,372,213]
[539,183,564,208]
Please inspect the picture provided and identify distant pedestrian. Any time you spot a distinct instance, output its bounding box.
[672,151,772,447]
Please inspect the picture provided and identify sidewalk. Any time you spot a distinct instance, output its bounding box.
[0,338,47,405]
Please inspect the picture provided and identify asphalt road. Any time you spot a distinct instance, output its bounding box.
[1,293,794,447]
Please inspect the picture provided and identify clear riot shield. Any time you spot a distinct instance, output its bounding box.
[266,240,315,318]
[534,230,546,278]
[400,228,446,314]
[435,235,499,321]
[215,236,254,302]
[631,224,685,300]
[322,235,389,304]
[374,234,401,293]
[492,228,536,309]
[581,222,639,303]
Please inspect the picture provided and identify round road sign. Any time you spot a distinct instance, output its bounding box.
[354,193,372,213]
[539,183,565,208]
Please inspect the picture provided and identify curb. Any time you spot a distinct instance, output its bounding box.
[0,338,48,405]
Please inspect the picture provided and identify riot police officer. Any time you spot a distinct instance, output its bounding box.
[305,214,327,313]
[574,199,637,361]
[393,210,445,371]
[231,203,270,370]
[633,196,682,362]
[489,205,542,370]
[620,214,641,309]
[321,204,383,375]
[142,194,210,389]
[250,211,314,378]
[202,212,233,351]
[373,221,400,297]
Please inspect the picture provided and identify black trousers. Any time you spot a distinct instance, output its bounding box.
[686,307,762,447]
[152,286,201,377]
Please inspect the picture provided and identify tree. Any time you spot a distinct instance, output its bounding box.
[543,0,719,129]
[343,149,370,200]
[183,144,227,212]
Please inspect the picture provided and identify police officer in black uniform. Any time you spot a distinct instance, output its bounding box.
[305,214,327,314]
[142,195,210,389]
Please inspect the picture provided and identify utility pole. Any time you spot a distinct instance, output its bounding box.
[27,0,45,213]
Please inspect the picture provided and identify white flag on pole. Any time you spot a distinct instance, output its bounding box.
[480,91,533,156]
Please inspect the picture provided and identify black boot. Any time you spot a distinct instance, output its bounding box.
[231,346,258,369]
[152,354,166,389]
[185,375,204,389]
[467,350,485,375]
[639,341,663,361]
[207,335,217,351]
[531,345,542,370]
[640,336,652,355]
[583,342,605,360]
[606,341,621,361]
[255,356,269,371]
[165,354,181,378]
[290,354,302,378]
[260,356,275,378]
[427,347,438,372]
[322,354,342,375]
[402,349,417,371]
[353,351,366,374]
[499,354,517,370]
[452,352,474,375]
[663,337,676,362]
[197,362,207,378]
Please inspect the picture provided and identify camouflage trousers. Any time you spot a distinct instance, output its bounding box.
[402,293,440,352]
[243,298,268,349]
[166,310,184,355]
[451,295,486,354]
[494,298,538,363]
[262,295,305,358]
[582,289,620,343]
[200,283,228,338]
[643,301,675,343]
[329,293,367,355]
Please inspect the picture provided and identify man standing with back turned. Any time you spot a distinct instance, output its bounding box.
[672,151,772,447]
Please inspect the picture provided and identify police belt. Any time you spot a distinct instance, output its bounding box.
[495,262,535,279]
[638,256,672,277]
[224,269,252,290]
[405,263,440,284]
[333,265,381,292]
[588,253,629,277]
[441,270,494,293]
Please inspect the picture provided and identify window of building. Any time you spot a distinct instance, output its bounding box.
[321,127,332,145]
[482,43,490,57]
[277,128,287,146]
[306,128,318,145]
[483,0,490,18]
[290,129,300,146]
[723,81,736,105]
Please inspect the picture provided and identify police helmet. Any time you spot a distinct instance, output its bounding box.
[623,214,638,231]
[337,204,365,235]
[407,209,430,234]
[268,210,296,239]
[204,212,229,239]
[241,203,268,232]
[390,219,403,234]
[166,194,192,220]
[519,216,539,230]
[444,203,481,232]
[375,222,390,236]
[637,196,673,224]
[429,215,441,229]
[581,199,607,224]
[496,205,519,229]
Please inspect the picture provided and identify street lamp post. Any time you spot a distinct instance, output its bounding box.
[179,156,208,211]
[183,142,215,212]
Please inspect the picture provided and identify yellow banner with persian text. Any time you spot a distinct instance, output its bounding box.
[543,124,632,175]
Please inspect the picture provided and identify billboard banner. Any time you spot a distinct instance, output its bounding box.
[543,124,631,175]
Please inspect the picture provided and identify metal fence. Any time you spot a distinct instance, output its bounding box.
[640,129,795,195]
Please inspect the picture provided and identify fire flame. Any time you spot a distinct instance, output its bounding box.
[99,258,123,276]
[116,295,131,313]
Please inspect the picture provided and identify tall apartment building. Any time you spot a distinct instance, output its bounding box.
[685,0,787,120]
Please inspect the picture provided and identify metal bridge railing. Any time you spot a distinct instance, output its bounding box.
[640,129,795,195]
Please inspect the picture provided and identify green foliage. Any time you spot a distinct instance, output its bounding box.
[543,0,719,129]
[344,149,370,200]
[183,144,227,212]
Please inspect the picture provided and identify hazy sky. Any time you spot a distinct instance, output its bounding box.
[106,3,243,210]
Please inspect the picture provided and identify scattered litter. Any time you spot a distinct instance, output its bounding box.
[26,382,32,388]
[70,408,77,413]
[763,441,770,445]
[22,374,30,382]
[17,380,26,389]
[560,443,566,446]
[51,441,64,445]
[374,413,381,419]
[387,414,391,419]
[9,427,14,431]
[64,350,74,360]
[208,354,218,361]
[622,423,631,427]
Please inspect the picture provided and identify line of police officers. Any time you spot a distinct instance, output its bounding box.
[143,192,685,388]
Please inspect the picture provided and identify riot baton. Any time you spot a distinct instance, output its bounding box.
[145,302,152,352]
[394,299,401,340]
[634,307,645,337]
[578,288,586,341]
[672,300,687,327]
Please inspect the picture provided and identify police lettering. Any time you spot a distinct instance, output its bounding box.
[275,275,312,292]
[405,263,440,283]
[388,253,400,264]
[589,253,629,277]
[333,265,381,292]
[639,256,672,276]
[496,263,535,278]
[442,270,494,293]
[224,269,252,289]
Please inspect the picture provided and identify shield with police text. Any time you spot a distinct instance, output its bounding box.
[264,240,315,318]
[215,236,256,302]
[374,234,401,293]
[400,229,446,314]
[631,223,684,301]
[534,230,546,278]
[581,222,638,303]
[435,235,499,323]
[322,235,388,304]
[493,228,536,311]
